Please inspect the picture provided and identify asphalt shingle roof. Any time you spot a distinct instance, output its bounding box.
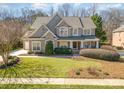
[63,17,82,28]
[31,17,52,30]
[113,25,124,33]
[80,17,96,29]
[24,14,96,38]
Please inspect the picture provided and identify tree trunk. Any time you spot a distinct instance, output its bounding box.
[1,53,9,65]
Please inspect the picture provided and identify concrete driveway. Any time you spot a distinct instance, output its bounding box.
[0,49,28,62]
[10,49,28,56]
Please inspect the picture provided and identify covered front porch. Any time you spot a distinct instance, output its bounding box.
[57,40,99,50]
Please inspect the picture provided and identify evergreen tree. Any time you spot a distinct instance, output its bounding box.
[45,41,54,55]
[91,13,107,42]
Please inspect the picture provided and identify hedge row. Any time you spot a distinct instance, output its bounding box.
[54,47,73,55]
[79,49,120,61]
[100,45,117,51]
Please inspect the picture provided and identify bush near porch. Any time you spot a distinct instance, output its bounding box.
[79,49,120,61]
[45,41,54,55]
[54,47,73,55]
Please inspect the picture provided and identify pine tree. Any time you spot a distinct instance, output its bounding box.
[91,13,107,42]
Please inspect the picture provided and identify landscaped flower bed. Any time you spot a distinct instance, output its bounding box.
[0,56,20,69]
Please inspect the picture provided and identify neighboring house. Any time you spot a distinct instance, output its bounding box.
[23,14,99,52]
[112,25,124,48]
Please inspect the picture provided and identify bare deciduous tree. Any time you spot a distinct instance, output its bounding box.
[49,6,54,16]
[0,21,17,64]
[58,4,72,16]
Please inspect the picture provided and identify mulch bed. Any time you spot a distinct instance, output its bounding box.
[0,57,20,69]
[69,56,124,79]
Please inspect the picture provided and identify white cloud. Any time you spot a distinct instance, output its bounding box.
[32,3,48,9]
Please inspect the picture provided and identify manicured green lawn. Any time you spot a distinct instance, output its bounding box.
[0,57,101,78]
[0,84,124,89]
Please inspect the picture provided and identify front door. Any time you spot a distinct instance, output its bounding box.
[73,41,81,50]
[84,42,90,48]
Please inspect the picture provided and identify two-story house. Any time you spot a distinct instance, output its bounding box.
[22,14,99,52]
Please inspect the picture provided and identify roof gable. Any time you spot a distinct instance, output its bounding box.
[29,25,48,38]
[63,17,82,28]
[56,19,70,27]
[47,14,62,33]
[42,30,58,38]
[26,15,97,38]
[31,17,52,29]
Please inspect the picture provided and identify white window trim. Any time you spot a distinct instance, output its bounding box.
[73,28,78,36]
[32,41,41,51]
[83,29,91,35]
[59,27,68,37]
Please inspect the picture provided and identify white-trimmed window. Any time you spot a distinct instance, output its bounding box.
[32,41,41,51]
[84,29,91,35]
[73,28,78,36]
[59,27,68,37]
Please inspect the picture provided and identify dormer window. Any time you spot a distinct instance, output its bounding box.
[73,28,78,36]
[84,29,91,35]
[59,27,68,37]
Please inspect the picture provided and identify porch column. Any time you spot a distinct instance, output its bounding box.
[96,41,99,48]
[81,41,84,48]
[70,41,73,49]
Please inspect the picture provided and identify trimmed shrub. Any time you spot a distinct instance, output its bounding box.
[79,49,120,61]
[101,45,117,51]
[54,47,73,55]
[28,51,34,54]
[45,41,54,55]
[75,70,80,75]
[34,52,43,55]
[100,42,111,46]
[116,46,124,50]
[28,51,42,55]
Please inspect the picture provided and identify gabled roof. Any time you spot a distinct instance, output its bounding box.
[31,15,96,31]
[80,17,96,29]
[56,19,71,27]
[29,25,48,38]
[46,14,62,33]
[25,14,96,38]
[113,25,124,33]
[31,17,52,29]
[23,30,33,38]
[63,17,82,28]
